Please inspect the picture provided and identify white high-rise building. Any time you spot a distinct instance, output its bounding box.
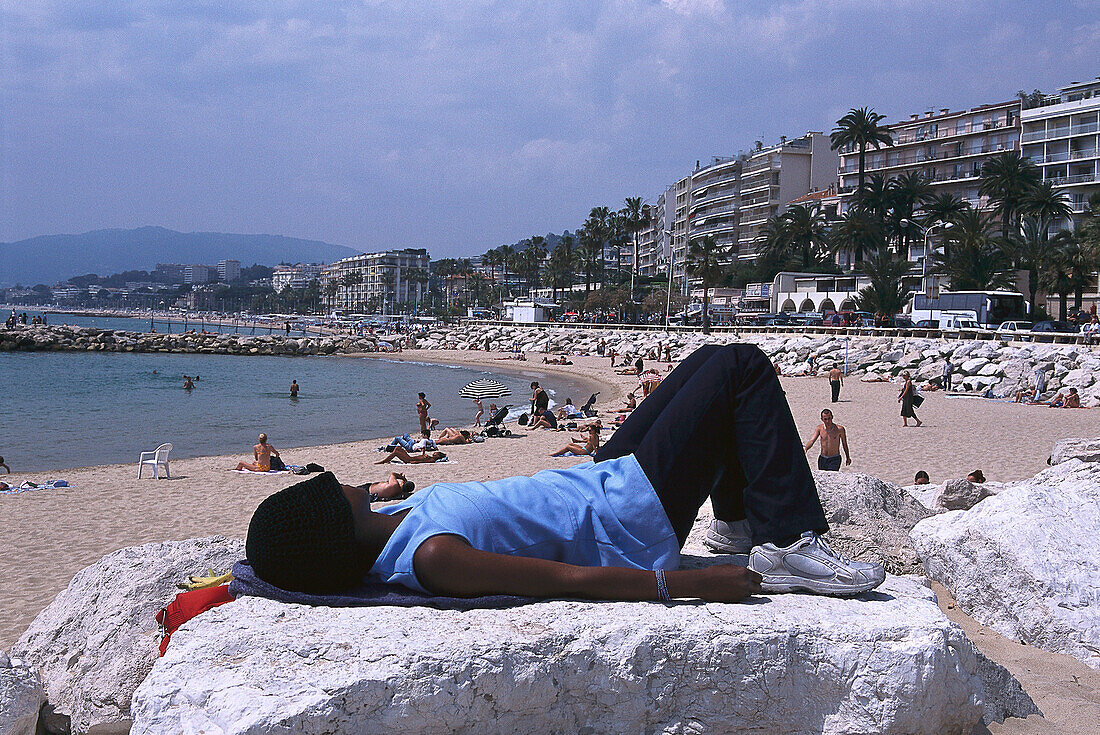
[217,259,241,283]
[321,248,430,312]
[737,132,838,261]
[1021,76,1100,231]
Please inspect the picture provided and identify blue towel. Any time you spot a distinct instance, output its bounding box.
[228,559,532,610]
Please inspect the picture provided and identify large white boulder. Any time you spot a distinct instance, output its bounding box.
[131,575,982,735]
[1049,436,1100,465]
[11,537,243,734]
[812,470,933,575]
[0,653,44,735]
[910,459,1100,669]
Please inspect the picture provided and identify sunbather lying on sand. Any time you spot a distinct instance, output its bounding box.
[375,447,447,464]
[247,344,884,602]
[435,428,473,445]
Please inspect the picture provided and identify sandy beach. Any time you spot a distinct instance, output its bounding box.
[3,347,1099,731]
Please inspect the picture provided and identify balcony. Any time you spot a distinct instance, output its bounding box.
[1047,172,1098,185]
[1022,121,1100,142]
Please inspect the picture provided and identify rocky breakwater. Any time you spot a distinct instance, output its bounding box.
[0,324,383,356]
[420,324,1100,405]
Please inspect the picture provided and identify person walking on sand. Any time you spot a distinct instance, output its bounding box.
[803,409,850,471]
[898,371,922,427]
[473,397,484,426]
[416,393,431,433]
[942,361,954,392]
[236,434,281,472]
[290,380,299,398]
[828,365,843,403]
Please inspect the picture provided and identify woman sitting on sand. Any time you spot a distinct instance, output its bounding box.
[376,447,447,464]
[550,424,601,457]
[617,392,637,413]
[435,428,473,445]
[235,434,280,472]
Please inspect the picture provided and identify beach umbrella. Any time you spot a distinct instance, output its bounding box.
[459,378,511,400]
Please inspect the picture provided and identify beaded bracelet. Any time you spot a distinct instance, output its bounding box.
[655,569,671,601]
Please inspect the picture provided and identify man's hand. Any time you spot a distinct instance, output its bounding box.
[675,564,762,602]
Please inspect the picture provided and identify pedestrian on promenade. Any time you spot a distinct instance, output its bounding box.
[828,365,843,403]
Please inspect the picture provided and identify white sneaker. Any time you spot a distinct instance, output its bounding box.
[703,519,752,554]
[748,532,885,595]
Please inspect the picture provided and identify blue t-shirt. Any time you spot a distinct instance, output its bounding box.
[370,454,680,593]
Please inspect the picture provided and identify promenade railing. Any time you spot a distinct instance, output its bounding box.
[458,320,1096,346]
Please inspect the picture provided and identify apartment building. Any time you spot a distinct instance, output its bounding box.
[183,264,217,284]
[836,100,1021,210]
[737,132,839,261]
[1021,76,1100,229]
[687,155,742,259]
[216,259,241,283]
[636,187,672,278]
[322,248,430,313]
[272,263,324,292]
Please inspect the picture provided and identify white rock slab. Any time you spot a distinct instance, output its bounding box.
[11,537,243,734]
[1049,436,1100,465]
[911,459,1100,669]
[131,575,982,735]
[0,655,44,735]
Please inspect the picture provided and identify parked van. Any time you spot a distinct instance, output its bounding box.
[938,312,987,331]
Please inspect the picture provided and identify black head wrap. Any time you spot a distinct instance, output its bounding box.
[245,471,365,593]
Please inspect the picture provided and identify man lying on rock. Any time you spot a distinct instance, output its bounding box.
[246,344,885,602]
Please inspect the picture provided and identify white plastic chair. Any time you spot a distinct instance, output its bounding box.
[138,443,172,479]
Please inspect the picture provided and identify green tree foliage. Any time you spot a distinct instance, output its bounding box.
[686,235,729,333]
[933,209,1016,291]
[830,107,894,199]
[853,249,911,316]
[978,151,1042,239]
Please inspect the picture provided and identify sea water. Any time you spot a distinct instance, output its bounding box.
[0,351,594,473]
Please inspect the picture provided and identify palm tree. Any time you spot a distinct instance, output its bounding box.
[887,172,932,259]
[620,197,649,298]
[829,209,885,268]
[1004,217,1058,316]
[830,107,894,199]
[1053,226,1100,313]
[482,249,502,294]
[979,150,1042,239]
[921,192,970,228]
[546,242,577,301]
[1022,179,1072,222]
[853,250,911,316]
[856,173,892,220]
[780,205,829,269]
[686,235,728,334]
[586,206,613,286]
[933,209,1015,291]
[577,225,602,293]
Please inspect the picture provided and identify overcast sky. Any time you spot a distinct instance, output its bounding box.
[2,0,1097,256]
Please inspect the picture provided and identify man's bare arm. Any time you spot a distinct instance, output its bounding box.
[803,426,821,452]
[840,427,851,464]
[413,535,760,603]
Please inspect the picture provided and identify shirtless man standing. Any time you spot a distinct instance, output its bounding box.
[803,409,850,472]
[828,365,844,403]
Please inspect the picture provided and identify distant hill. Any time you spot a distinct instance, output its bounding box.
[0,226,359,286]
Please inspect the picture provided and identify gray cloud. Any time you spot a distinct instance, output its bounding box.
[1,0,1095,256]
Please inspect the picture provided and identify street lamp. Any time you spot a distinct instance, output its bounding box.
[663,230,675,327]
[901,219,953,297]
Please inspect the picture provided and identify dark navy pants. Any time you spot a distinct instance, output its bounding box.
[595,344,828,547]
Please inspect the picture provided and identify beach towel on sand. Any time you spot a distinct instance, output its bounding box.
[232,468,293,475]
[229,559,531,609]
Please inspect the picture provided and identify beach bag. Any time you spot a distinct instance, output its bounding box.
[156,584,235,656]
[912,393,925,408]
[305,462,325,473]
[269,455,286,471]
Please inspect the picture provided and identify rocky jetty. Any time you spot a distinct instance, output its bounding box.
[415,324,1100,405]
[0,324,387,356]
[911,457,1100,669]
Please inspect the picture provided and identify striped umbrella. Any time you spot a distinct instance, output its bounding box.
[459,378,512,400]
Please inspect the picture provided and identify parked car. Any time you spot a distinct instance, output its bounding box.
[915,319,937,328]
[1031,320,1078,334]
[995,320,1034,339]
